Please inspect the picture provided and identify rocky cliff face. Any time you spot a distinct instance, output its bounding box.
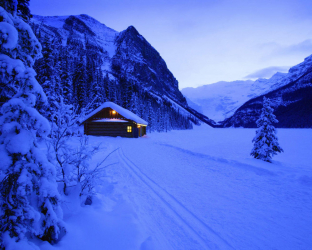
[112,26,186,105]
[222,55,312,128]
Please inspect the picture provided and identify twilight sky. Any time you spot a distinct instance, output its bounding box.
[30,0,312,89]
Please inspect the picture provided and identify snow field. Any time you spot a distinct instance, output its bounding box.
[40,127,312,250]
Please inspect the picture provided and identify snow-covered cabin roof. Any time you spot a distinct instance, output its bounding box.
[81,102,148,125]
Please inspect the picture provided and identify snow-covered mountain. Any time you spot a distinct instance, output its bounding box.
[31,14,215,129]
[34,14,118,56]
[222,54,312,128]
[182,73,287,122]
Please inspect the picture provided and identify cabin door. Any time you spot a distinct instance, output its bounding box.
[133,127,139,138]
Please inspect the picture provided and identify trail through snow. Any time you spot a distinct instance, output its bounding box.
[118,147,234,250]
[94,127,312,250]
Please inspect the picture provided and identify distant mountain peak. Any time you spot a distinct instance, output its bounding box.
[79,14,97,21]
[125,25,139,33]
[221,55,312,128]
[182,66,298,122]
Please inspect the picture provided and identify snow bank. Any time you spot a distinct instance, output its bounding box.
[2,232,40,250]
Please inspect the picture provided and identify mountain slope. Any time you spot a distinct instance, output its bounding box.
[222,55,312,128]
[33,14,184,104]
[31,14,214,129]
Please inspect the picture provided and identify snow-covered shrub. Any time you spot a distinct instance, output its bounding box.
[0,6,64,248]
[250,97,283,162]
[65,135,101,198]
[47,97,111,201]
[47,97,78,195]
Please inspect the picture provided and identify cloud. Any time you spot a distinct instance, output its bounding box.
[258,40,312,63]
[275,39,312,56]
[244,66,290,79]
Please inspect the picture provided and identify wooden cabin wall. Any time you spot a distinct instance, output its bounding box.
[84,122,135,138]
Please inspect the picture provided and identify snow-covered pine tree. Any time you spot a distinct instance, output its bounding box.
[147,100,154,132]
[60,47,74,104]
[129,93,138,114]
[74,54,88,110]
[89,67,105,110]
[35,36,63,120]
[103,73,110,100]
[0,5,64,248]
[250,97,283,162]
[136,94,144,120]
[0,0,31,23]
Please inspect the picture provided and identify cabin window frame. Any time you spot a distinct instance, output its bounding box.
[127,126,132,133]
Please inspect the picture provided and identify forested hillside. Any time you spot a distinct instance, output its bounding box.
[30,15,202,132]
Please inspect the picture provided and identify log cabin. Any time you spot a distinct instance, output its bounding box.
[80,102,148,138]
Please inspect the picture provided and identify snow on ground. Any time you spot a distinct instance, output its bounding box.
[43,126,312,250]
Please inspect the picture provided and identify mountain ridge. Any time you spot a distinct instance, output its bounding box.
[221,56,312,128]
[182,54,312,126]
[181,73,286,122]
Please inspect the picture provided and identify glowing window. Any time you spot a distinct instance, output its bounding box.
[127,126,132,133]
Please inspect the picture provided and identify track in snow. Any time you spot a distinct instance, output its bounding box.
[157,142,277,177]
[118,147,234,250]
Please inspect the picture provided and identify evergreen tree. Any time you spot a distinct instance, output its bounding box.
[17,0,31,22]
[158,107,165,132]
[59,46,73,104]
[73,55,87,110]
[103,73,110,101]
[129,93,138,114]
[147,100,154,132]
[0,0,31,22]
[164,108,169,132]
[34,35,62,120]
[89,67,104,110]
[0,6,64,248]
[251,97,283,162]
